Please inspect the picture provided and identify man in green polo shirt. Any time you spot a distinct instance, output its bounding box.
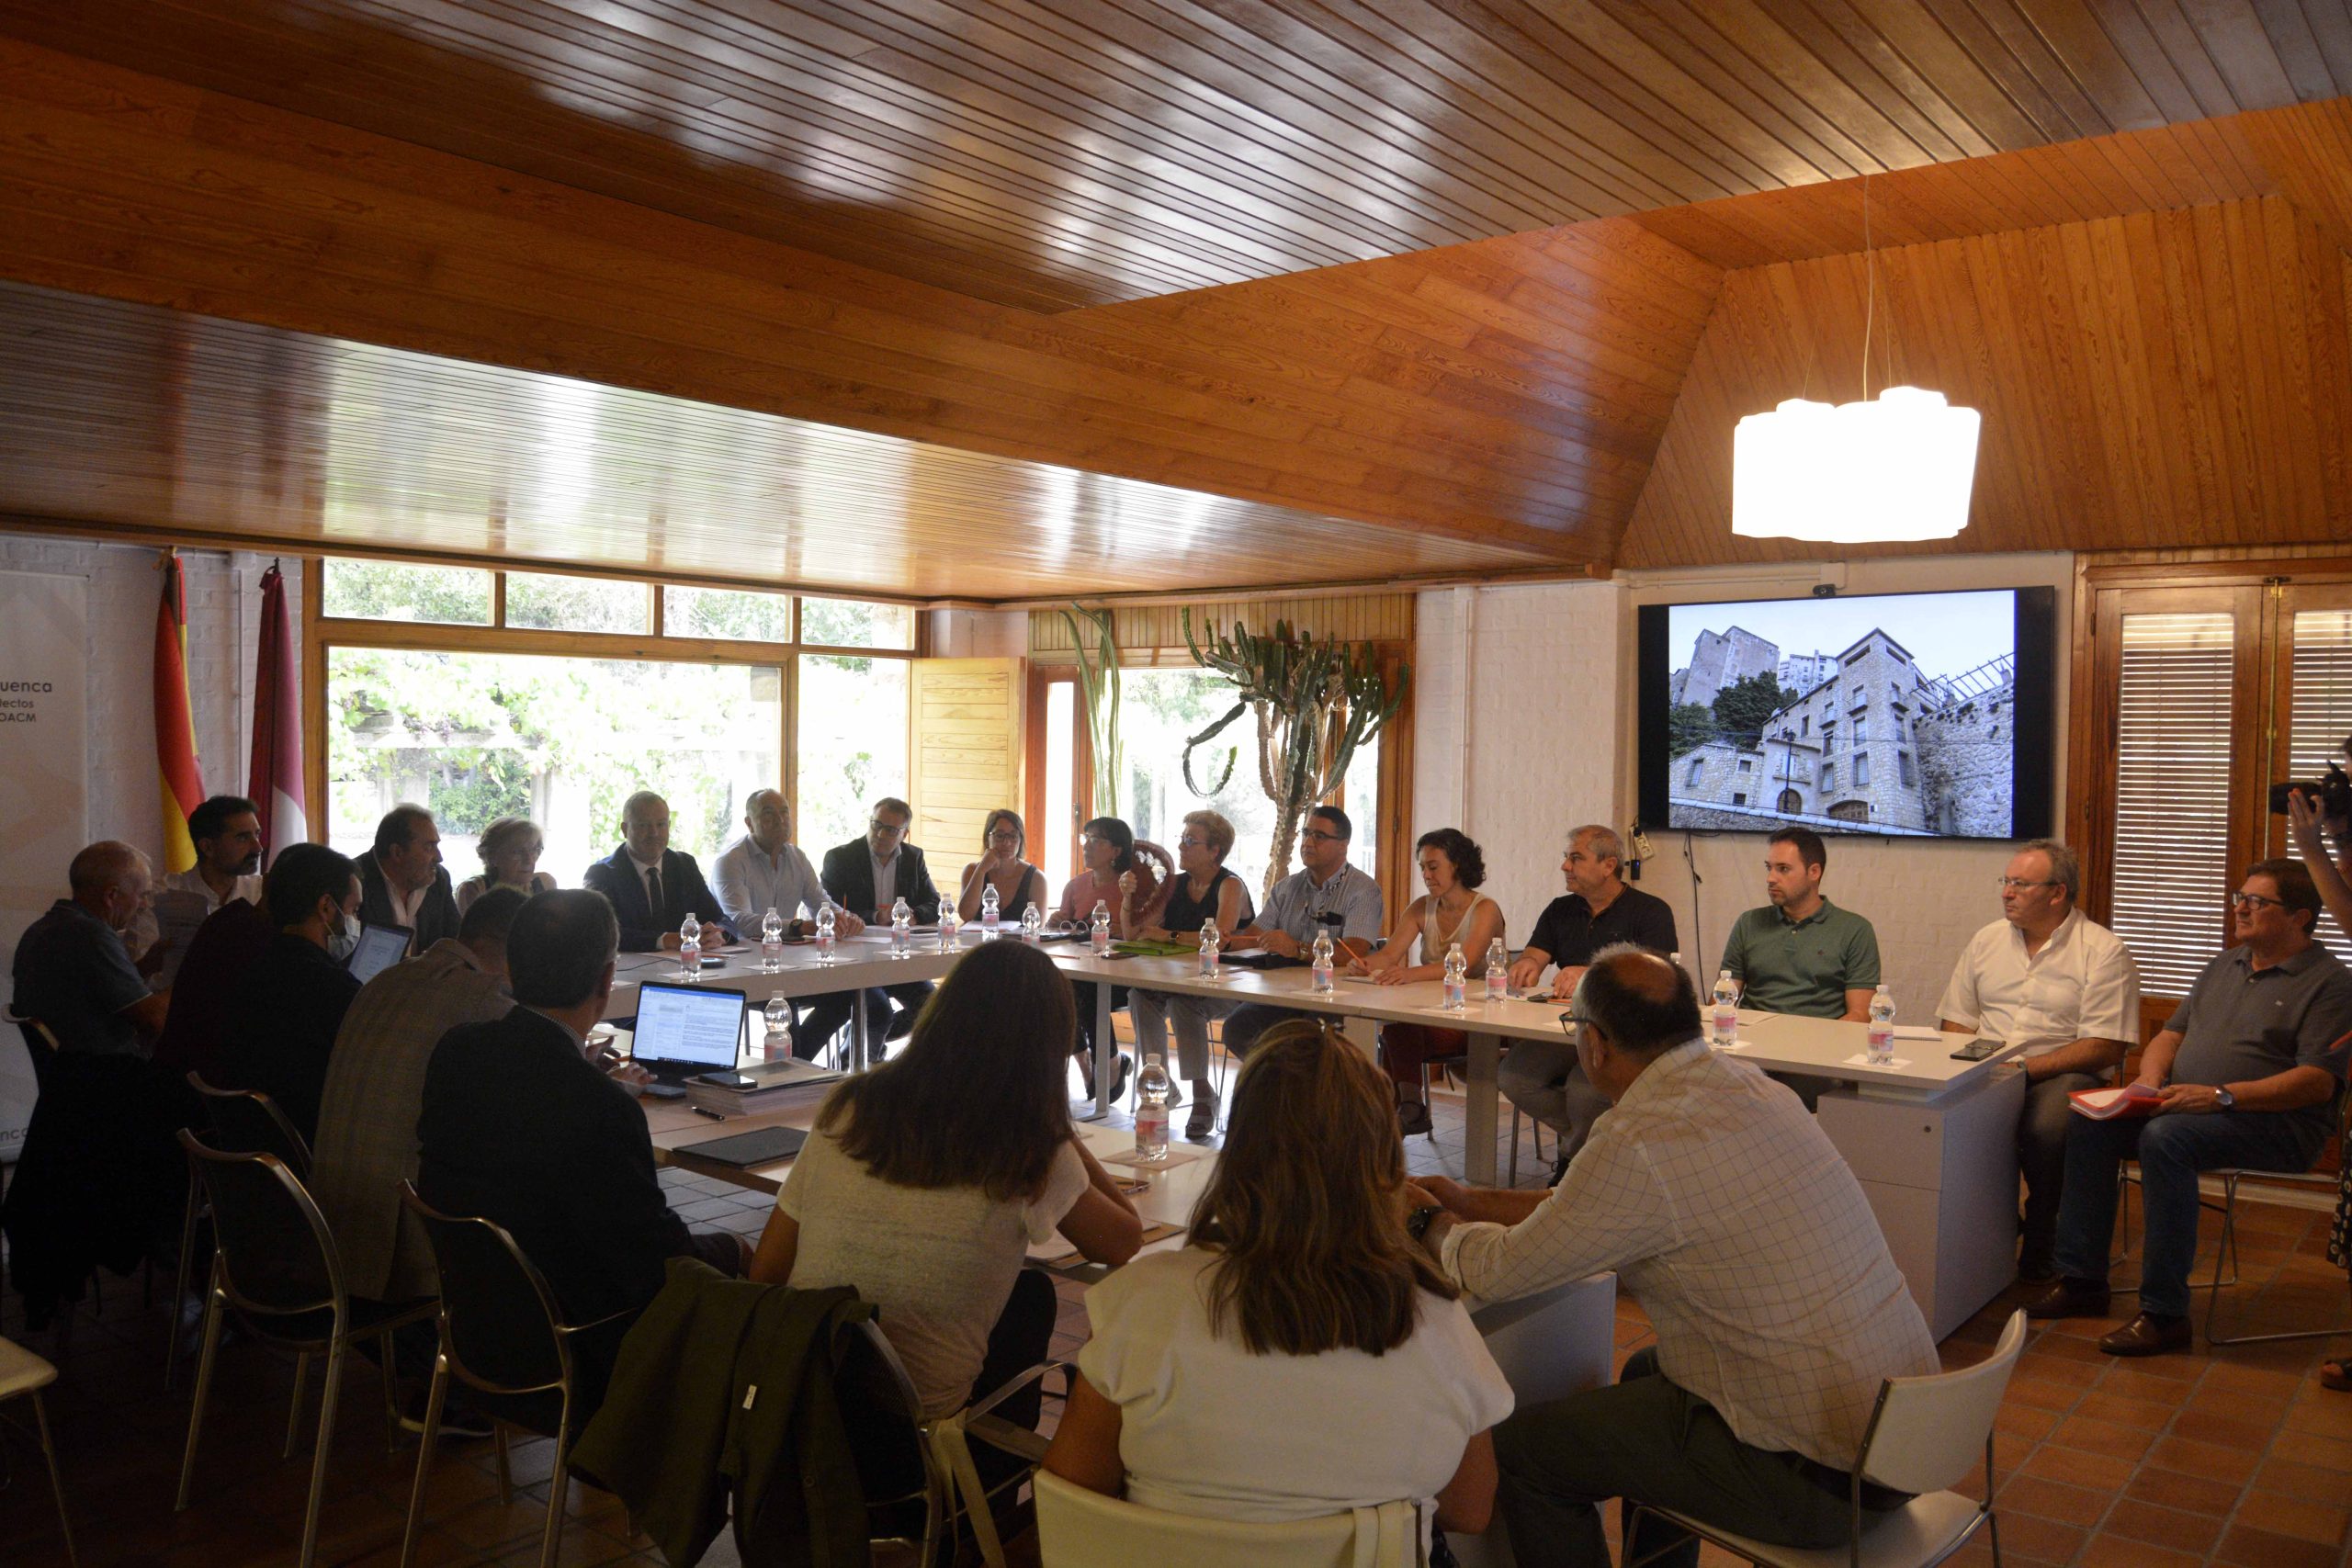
[1722,828,1880,1021]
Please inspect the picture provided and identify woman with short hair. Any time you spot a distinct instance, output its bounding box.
[956,807,1050,926]
[1044,1020,1510,1542]
[1129,809,1254,1135]
[1351,828,1507,1135]
[750,940,1142,1420]
[454,816,556,912]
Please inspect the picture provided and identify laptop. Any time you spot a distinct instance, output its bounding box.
[629,981,748,1083]
[346,922,412,984]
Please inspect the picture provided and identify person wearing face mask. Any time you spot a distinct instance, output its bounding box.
[216,842,367,1145]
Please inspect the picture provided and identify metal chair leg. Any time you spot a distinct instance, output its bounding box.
[378,1330,401,1452]
[175,1277,228,1511]
[32,1390,79,1567]
[164,1181,202,1391]
[297,1338,345,1568]
[398,1354,451,1568]
[493,1421,513,1505]
[1509,1105,1521,1186]
[284,1351,311,1461]
[539,1395,576,1568]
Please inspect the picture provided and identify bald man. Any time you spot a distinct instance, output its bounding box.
[582,790,734,952]
[710,789,852,937]
[13,841,171,1055]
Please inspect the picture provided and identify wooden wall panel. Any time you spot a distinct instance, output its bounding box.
[909,658,1025,867]
[1615,197,2352,569]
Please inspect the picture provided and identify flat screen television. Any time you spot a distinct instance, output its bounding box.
[1636,587,2055,840]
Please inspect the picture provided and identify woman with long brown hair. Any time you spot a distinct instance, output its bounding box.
[750,940,1141,1418]
[1044,1021,1510,1540]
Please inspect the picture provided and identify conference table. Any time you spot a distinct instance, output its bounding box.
[614,933,2025,1339]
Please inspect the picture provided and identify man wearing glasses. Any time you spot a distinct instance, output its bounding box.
[2029,859,2352,1355]
[814,798,942,1050]
[1935,840,2139,1284]
[1219,804,1385,1056]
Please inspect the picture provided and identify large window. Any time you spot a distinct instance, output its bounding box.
[316,559,919,880]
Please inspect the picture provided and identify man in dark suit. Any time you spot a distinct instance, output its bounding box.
[417,889,746,1417]
[218,843,366,1145]
[356,804,460,954]
[810,795,941,1050]
[581,791,735,953]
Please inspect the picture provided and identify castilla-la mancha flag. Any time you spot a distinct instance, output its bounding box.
[247,561,307,862]
[153,549,207,874]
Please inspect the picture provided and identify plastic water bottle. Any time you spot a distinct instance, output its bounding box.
[1019,902,1043,942]
[1311,928,1335,993]
[678,914,703,979]
[890,897,912,959]
[1486,937,1509,1002]
[760,906,784,973]
[1134,1054,1171,1163]
[980,883,1001,938]
[937,902,960,952]
[1198,919,1221,979]
[1712,970,1740,1049]
[815,905,836,964]
[1867,984,1896,1066]
[762,995,792,1062]
[1091,899,1112,956]
[1442,942,1467,1010]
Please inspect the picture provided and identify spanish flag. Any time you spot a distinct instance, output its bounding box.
[153,549,206,874]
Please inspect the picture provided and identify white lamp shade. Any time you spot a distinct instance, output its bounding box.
[1733,386,1980,543]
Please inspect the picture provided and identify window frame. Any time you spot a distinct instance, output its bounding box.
[303,558,925,847]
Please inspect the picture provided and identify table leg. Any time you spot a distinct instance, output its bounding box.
[851,995,869,1074]
[1464,1031,1500,1186]
[1079,981,1114,1122]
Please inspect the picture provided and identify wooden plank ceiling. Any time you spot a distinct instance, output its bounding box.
[1,4,2350,594]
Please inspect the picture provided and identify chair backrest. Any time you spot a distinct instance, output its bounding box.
[187,1072,313,1178]
[1857,1309,2029,1495]
[836,1318,942,1513]
[1034,1470,1422,1568]
[399,1182,569,1396]
[5,1011,60,1096]
[177,1130,339,1319]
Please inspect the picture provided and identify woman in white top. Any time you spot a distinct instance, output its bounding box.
[749,940,1142,1420]
[1350,828,1508,1135]
[454,815,557,912]
[1045,1019,1512,1543]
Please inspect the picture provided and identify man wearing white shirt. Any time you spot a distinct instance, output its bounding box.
[130,794,266,986]
[711,790,854,938]
[1408,947,1935,1568]
[1938,840,2139,1283]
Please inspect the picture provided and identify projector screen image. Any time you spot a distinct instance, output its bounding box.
[1639,588,2053,841]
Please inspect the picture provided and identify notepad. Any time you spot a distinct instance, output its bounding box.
[675,1125,808,1167]
[2070,1084,2162,1121]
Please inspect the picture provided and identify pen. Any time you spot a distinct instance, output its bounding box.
[691,1106,727,1121]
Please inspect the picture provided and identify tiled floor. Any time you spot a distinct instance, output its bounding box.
[0,1075,2345,1567]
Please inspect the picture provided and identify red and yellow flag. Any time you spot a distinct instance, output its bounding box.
[153,549,207,873]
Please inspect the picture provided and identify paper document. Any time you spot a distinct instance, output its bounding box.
[2070,1084,2161,1121]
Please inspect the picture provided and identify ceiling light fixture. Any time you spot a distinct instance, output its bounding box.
[1732,175,1980,544]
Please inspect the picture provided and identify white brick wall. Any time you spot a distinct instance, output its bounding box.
[0,532,303,1142]
[1417,553,2072,1021]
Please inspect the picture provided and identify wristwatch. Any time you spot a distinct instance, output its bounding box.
[2213,1086,2235,1111]
[1407,1204,1444,1243]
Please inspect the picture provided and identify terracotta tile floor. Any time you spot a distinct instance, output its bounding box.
[0,1076,2344,1566]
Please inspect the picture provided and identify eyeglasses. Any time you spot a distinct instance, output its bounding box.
[2228,891,2287,910]
[988,832,1021,846]
[869,819,909,837]
[1300,829,1345,843]
[1996,877,2058,891]
[1176,835,1206,849]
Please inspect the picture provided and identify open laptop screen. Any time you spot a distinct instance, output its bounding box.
[631,982,745,1072]
[347,922,412,984]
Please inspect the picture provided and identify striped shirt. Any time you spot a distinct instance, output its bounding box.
[1441,1041,1935,1470]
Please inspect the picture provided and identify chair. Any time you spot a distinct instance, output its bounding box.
[175,1134,432,1568]
[1034,1469,1425,1566]
[0,1335,79,1565]
[167,1076,316,1391]
[2198,1088,2352,1347]
[845,1317,1066,1568]
[395,1183,631,1568]
[1625,1309,2027,1568]
[1414,1049,1552,1181]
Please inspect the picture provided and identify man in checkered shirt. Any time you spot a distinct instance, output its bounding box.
[1408,945,1935,1568]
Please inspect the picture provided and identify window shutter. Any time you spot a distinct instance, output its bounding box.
[2290,609,2352,967]
[2110,612,2236,997]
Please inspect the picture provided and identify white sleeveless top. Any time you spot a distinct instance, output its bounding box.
[1417,891,1493,967]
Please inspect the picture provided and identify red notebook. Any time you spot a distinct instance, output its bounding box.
[2069,1084,2162,1121]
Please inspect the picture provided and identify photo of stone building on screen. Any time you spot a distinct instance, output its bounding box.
[1667,621,2016,839]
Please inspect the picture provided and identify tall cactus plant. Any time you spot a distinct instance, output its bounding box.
[1059,604,1122,818]
[1180,611,1408,903]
